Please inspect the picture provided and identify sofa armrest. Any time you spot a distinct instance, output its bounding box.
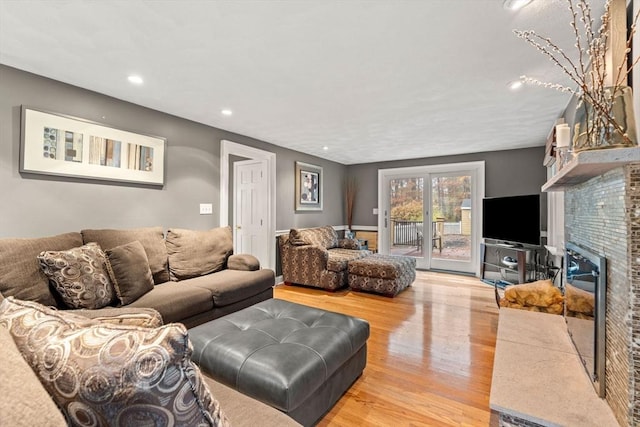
[281,244,329,273]
[290,245,329,265]
[228,254,260,271]
[337,238,361,250]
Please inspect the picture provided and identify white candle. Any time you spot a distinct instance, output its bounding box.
[556,124,570,148]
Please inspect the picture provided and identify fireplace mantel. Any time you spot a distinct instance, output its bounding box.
[542,147,639,192]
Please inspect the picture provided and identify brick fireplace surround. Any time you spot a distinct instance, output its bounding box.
[565,163,640,426]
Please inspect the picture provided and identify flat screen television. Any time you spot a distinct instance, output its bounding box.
[482,194,540,246]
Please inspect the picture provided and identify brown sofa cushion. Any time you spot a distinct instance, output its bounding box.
[289,226,338,249]
[105,240,155,305]
[0,232,83,307]
[165,227,233,280]
[126,281,215,324]
[81,227,170,284]
[0,325,67,427]
[0,297,231,427]
[37,242,115,309]
[182,268,275,307]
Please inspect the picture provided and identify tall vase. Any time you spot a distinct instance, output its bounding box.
[573,86,637,152]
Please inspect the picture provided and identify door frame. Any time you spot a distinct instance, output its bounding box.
[220,140,276,270]
[378,161,485,275]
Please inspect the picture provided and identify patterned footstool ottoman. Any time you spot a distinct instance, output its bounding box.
[348,254,416,296]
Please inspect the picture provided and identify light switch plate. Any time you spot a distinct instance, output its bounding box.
[373,208,379,215]
[199,203,213,215]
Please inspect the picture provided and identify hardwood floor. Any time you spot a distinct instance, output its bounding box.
[274,271,500,427]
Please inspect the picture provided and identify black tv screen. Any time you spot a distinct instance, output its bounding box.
[482,194,540,246]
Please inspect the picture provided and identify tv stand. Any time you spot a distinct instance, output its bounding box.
[494,242,516,248]
[480,242,539,284]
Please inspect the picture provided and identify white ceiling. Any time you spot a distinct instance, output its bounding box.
[0,0,598,165]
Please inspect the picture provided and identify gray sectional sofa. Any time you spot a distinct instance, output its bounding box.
[0,226,301,426]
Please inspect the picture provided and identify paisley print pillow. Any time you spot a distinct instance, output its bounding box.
[0,297,230,427]
[37,242,115,309]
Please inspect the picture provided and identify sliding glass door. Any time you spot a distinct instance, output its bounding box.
[379,162,484,274]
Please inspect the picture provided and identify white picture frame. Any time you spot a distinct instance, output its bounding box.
[20,106,166,186]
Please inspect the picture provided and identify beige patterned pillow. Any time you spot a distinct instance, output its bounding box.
[0,297,230,427]
[37,242,115,309]
[289,226,338,249]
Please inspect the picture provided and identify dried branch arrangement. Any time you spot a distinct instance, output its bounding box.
[344,177,357,230]
[515,0,639,150]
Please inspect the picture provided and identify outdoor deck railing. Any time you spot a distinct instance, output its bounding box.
[391,219,460,248]
[390,219,422,246]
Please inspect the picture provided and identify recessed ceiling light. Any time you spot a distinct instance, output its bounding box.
[127,75,144,85]
[508,80,524,90]
[323,146,329,151]
[221,109,233,116]
[503,0,532,11]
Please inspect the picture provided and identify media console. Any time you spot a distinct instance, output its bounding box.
[480,242,541,284]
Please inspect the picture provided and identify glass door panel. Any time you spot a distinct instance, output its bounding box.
[430,172,474,272]
[388,177,425,264]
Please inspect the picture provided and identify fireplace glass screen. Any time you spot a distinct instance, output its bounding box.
[565,242,606,397]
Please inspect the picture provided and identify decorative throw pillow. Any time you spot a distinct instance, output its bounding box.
[289,226,338,249]
[0,297,231,427]
[337,238,361,250]
[104,240,155,305]
[165,227,233,280]
[37,242,115,309]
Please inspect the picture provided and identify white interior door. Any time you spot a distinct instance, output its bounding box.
[233,159,268,266]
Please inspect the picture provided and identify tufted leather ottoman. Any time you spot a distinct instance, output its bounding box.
[189,299,369,426]
[348,254,416,296]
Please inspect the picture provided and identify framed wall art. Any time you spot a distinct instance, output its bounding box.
[20,106,166,186]
[295,161,323,211]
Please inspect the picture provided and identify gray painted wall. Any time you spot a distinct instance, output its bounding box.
[1,65,546,240]
[347,147,548,229]
[0,65,346,237]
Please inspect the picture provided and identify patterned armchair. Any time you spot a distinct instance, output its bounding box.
[278,226,371,290]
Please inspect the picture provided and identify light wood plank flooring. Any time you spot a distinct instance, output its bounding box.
[274,270,499,427]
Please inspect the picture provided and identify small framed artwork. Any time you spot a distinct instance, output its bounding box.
[295,161,323,211]
[20,106,166,186]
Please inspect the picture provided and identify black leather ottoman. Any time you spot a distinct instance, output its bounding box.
[189,299,370,427]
